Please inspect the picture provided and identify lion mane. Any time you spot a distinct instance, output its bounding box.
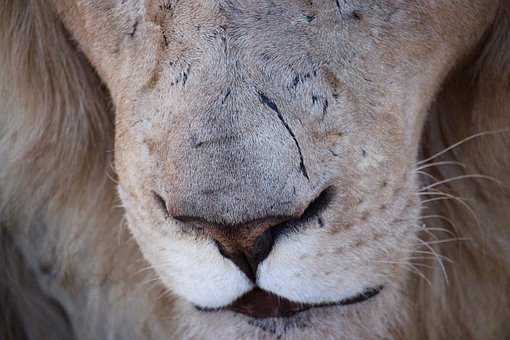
[1,2,509,339]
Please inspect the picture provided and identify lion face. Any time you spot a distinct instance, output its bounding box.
[54,0,499,337]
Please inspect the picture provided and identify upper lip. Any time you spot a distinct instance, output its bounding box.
[196,285,384,319]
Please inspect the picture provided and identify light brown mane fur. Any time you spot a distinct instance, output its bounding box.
[412,5,510,337]
[1,1,509,339]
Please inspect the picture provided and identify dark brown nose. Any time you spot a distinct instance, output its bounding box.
[154,188,333,282]
[208,217,289,282]
[174,215,296,282]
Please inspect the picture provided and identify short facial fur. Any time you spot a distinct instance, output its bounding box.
[1,1,509,339]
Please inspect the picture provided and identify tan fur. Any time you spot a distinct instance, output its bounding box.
[0,1,509,339]
[412,6,510,338]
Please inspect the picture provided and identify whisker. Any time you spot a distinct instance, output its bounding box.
[414,223,456,238]
[423,227,457,238]
[417,191,465,200]
[390,259,437,269]
[374,260,432,287]
[116,217,130,246]
[419,215,458,234]
[425,237,472,245]
[421,197,454,205]
[377,260,435,272]
[420,190,481,232]
[157,289,172,302]
[420,214,456,225]
[420,227,442,241]
[133,264,158,276]
[417,239,449,284]
[413,249,453,264]
[421,174,503,191]
[417,129,510,166]
[402,263,432,287]
[416,161,466,171]
[416,170,441,183]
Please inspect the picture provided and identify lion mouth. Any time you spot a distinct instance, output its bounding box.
[196,286,384,319]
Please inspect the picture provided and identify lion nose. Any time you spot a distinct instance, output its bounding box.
[154,188,332,282]
[175,215,297,283]
[210,218,292,282]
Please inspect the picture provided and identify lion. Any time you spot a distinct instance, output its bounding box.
[0,0,509,339]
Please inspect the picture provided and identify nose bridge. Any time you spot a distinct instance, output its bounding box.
[161,88,312,226]
[165,139,308,225]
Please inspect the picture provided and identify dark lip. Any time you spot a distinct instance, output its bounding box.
[195,285,384,319]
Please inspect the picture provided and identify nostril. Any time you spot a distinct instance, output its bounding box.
[152,191,170,218]
[270,186,335,239]
[251,228,276,269]
[300,186,334,220]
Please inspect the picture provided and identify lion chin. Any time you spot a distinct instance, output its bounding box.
[1,1,510,339]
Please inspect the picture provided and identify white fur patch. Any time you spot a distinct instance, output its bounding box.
[256,230,382,304]
[131,224,254,308]
[152,237,254,309]
[119,186,254,308]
